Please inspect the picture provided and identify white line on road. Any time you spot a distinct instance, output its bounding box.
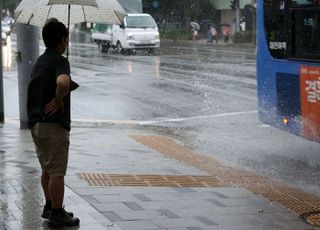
[6,110,259,127]
[71,110,258,126]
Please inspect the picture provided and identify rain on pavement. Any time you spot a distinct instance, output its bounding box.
[3,34,320,198]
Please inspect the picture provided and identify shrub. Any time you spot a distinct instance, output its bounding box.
[159,28,190,40]
[232,31,256,44]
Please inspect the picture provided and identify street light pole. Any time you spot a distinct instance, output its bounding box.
[15,0,39,128]
[0,0,4,123]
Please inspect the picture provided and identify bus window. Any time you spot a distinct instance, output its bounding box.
[291,0,320,7]
[291,9,320,60]
[264,0,288,59]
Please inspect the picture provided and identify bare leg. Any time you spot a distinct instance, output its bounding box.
[49,176,64,209]
[41,170,50,201]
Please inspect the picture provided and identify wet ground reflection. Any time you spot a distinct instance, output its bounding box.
[2,35,12,70]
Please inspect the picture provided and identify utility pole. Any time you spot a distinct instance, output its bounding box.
[252,0,256,44]
[0,0,4,123]
[235,0,240,33]
[16,0,39,128]
[230,0,240,32]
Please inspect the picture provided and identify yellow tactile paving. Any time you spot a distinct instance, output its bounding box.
[129,135,320,227]
[77,173,227,188]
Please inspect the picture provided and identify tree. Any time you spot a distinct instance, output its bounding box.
[2,0,16,16]
[230,0,239,9]
[144,0,218,29]
[242,4,255,31]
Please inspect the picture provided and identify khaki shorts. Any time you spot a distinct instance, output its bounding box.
[31,122,70,177]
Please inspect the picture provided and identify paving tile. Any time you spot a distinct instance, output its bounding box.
[80,195,99,203]
[210,188,254,198]
[141,192,180,202]
[77,223,112,230]
[277,220,317,230]
[214,197,264,207]
[194,216,219,226]
[206,198,227,207]
[89,212,114,224]
[93,194,137,203]
[115,220,159,230]
[138,201,186,210]
[210,191,230,199]
[172,188,197,193]
[116,210,166,221]
[123,201,144,211]
[151,217,211,229]
[158,209,180,218]
[74,187,116,195]
[133,193,152,202]
[91,202,133,213]
[187,227,204,230]
[221,223,285,230]
[101,211,123,222]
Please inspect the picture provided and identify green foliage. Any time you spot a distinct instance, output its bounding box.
[2,0,16,14]
[230,0,239,9]
[232,31,256,44]
[152,0,217,22]
[159,28,189,40]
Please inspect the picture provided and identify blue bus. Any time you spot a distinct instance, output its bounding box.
[257,0,320,142]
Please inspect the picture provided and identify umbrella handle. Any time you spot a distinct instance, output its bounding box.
[67,4,70,60]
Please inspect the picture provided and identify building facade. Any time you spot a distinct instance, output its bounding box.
[118,0,143,13]
[214,0,254,34]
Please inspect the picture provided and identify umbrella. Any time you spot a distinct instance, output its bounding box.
[14,0,126,27]
[190,21,200,30]
[14,0,126,58]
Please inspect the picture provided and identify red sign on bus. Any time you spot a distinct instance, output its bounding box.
[300,65,320,141]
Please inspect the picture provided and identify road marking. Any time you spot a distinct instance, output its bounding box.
[71,110,258,126]
[259,124,271,128]
[6,110,258,126]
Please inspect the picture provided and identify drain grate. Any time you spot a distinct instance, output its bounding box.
[77,173,226,187]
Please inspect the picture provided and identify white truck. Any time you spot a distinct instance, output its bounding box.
[91,13,160,54]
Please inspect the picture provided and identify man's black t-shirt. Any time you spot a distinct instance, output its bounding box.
[27,49,72,131]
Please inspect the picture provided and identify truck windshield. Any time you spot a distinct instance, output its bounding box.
[126,16,157,28]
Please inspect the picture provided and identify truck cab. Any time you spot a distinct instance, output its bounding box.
[112,13,160,53]
[91,13,160,54]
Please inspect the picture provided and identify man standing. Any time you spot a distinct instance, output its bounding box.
[27,19,80,227]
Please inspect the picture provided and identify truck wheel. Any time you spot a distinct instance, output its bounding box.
[116,42,123,54]
[147,48,155,55]
[98,42,109,53]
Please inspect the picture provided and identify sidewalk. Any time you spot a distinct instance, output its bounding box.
[0,119,319,230]
[160,38,256,50]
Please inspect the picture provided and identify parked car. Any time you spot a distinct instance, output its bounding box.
[2,21,11,36]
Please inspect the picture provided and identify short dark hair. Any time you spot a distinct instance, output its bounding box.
[42,19,68,49]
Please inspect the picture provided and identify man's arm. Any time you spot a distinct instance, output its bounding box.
[44,74,70,116]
